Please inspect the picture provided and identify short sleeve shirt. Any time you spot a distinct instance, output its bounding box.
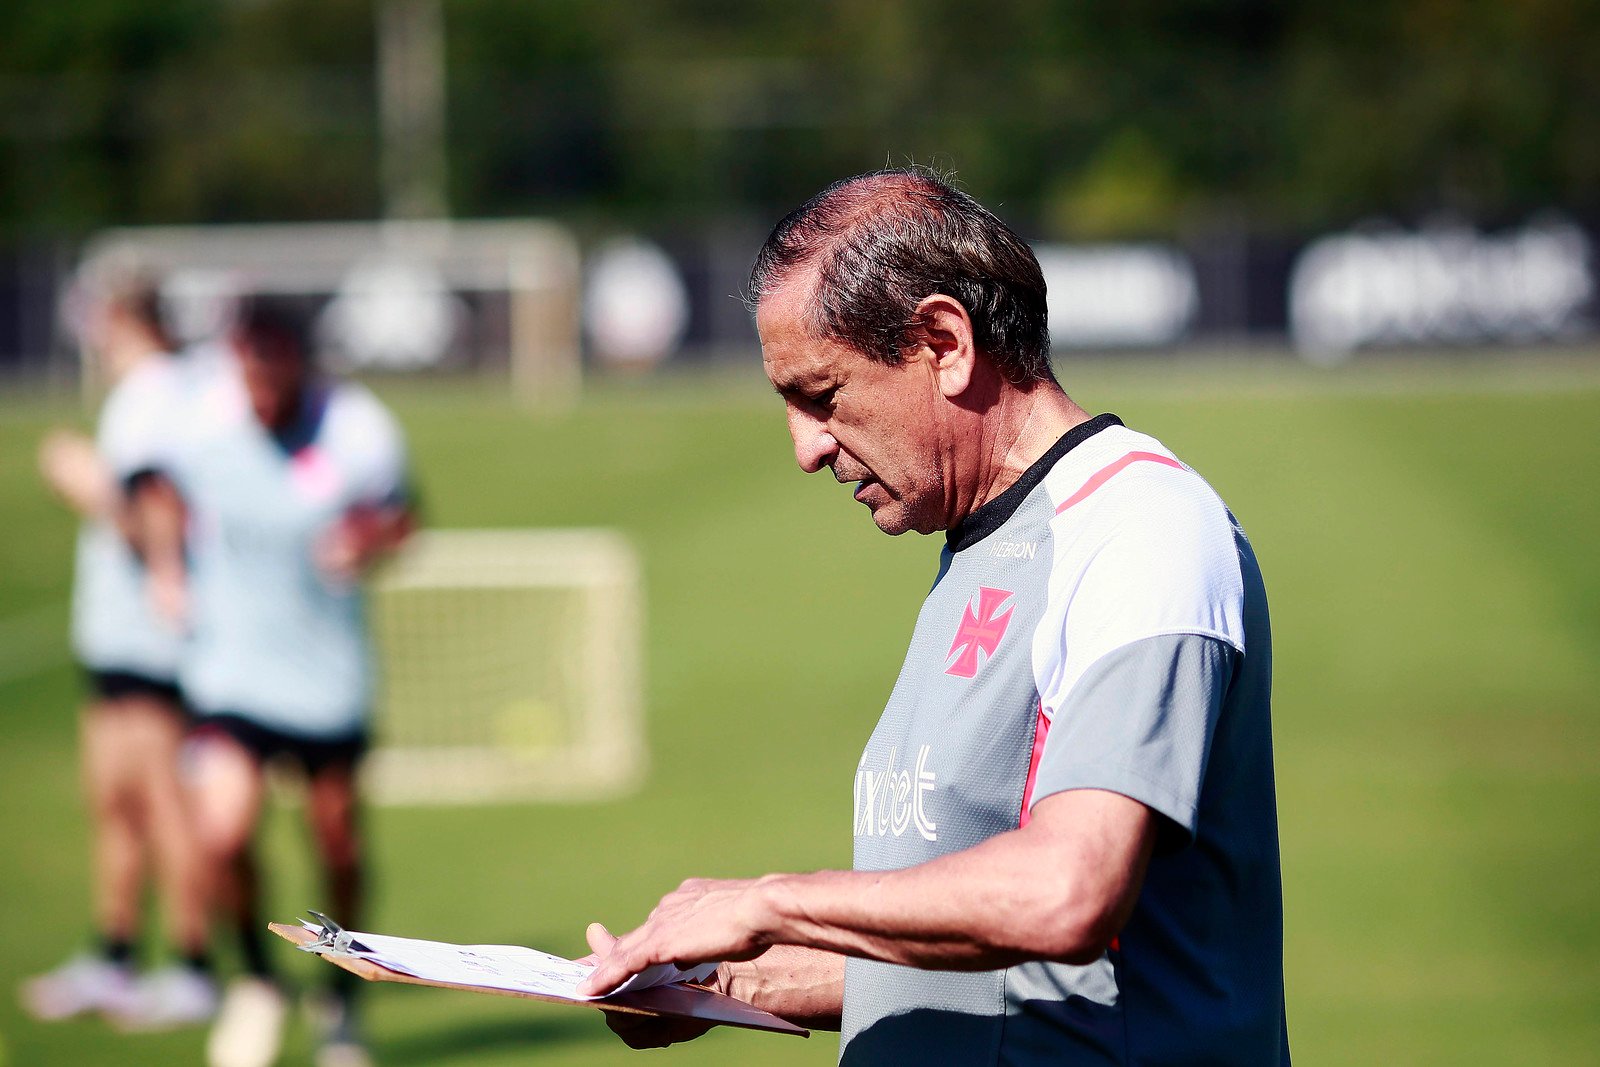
[841,415,1289,1065]
[169,365,409,737]
[70,355,188,678]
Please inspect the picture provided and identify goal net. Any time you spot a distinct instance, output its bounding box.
[365,529,646,804]
[73,218,583,407]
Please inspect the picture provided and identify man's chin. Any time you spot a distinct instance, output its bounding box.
[865,502,917,536]
[853,482,926,536]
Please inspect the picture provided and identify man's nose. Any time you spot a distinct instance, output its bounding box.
[787,406,838,474]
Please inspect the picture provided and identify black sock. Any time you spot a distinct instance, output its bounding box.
[332,964,360,1006]
[100,935,135,966]
[182,949,212,975]
[238,926,272,979]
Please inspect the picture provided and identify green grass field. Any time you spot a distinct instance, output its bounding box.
[2,355,1598,1065]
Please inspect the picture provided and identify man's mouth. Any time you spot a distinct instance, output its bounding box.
[852,478,875,501]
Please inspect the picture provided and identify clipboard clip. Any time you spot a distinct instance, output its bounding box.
[299,910,371,957]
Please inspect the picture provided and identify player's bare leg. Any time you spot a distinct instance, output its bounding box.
[19,700,142,1020]
[192,734,286,1067]
[84,701,147,959]
[305,763,370,1067]
[306,764,364,927]
[140,700,209,956]
[113,696,217,1029]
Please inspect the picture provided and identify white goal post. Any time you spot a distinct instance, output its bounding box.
[73,218,582,407]
[364,529,646,805]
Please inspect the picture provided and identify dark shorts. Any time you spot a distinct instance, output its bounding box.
[191,713,369,776]
[84,667,186,709]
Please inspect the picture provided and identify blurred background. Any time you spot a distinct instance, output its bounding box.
[2,1,1598,1064]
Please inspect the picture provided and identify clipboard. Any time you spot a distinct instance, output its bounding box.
[268,923,808,1038]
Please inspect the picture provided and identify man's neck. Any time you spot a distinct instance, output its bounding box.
[105,335,167,384]
[970,381,1091,513]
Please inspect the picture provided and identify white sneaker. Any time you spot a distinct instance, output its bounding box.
[113,964,219,1031]
[316,1035,374,1067]
[206,977,289,1067]
[19,953,133,1021]
[310,994,373,1067]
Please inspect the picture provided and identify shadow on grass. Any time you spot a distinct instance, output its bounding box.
[374,1012,600,1064]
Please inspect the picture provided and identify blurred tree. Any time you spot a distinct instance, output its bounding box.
[0,0,1595,239]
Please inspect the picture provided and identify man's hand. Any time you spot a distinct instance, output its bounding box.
[145,566,189,628]
[580,922,845,1047]
[314,503,413,585]
[38,430,116,519]
[582,923,721,1049]
[577,876,780,999]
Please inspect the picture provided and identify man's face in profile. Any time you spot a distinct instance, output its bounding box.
[757,274,949,536]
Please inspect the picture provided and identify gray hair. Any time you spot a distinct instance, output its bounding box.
[747,167,1053,385]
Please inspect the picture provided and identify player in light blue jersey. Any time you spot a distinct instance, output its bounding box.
[22,273,216,1030]
[159,297,414,1067]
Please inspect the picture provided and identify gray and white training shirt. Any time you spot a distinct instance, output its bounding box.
[842,414,1289,1065]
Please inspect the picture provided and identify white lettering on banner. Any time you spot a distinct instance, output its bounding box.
[1035,244,1199,348]
[321,255,465,369]
[854,745,938,842]
[1289,219,1595,361]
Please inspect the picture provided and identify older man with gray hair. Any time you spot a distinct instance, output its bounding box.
[581,167,1289,1065]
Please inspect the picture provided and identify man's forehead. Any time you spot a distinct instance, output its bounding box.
[756,270,838,389]
[754,266,816,339]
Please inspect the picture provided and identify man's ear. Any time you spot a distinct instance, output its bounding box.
[910,294,977,399]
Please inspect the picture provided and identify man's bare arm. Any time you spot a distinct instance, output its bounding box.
[130,473,189,625]
[582,926,842,1048]
[721,944,844,1030]
[38,431,117,521]
[579,788,1156,997]
[314,502,415,585]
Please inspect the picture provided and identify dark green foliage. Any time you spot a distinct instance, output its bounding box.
[1,1,1597,238]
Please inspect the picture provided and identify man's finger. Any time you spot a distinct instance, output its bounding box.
[578,952,630,997]
[585,921,619,957]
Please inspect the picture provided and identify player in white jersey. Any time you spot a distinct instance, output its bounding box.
[22,274,217,1030]
[156,297,414,1067]
[580,170,1288,1065]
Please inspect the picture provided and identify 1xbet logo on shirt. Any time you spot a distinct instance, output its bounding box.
[854,745,938,842]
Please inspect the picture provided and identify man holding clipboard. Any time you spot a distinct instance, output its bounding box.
[577,169,1290,1065]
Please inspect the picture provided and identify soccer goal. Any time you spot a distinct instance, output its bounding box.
[364,529,646,805]
[73,218,583,407]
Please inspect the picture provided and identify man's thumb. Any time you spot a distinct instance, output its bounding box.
[585,922,618,956]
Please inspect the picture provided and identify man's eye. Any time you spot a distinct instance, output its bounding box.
[811,387,838,409]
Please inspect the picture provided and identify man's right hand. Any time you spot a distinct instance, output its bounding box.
[583,923,719,1049]
[580,921,844,1045]
[37,430,115,519]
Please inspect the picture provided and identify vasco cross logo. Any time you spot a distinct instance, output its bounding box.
[945,586,1015,678]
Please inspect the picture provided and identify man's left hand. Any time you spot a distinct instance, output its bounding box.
[577,876,781,998]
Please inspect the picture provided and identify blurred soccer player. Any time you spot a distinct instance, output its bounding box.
[156,297,413,1067]
[21,273,217,1029]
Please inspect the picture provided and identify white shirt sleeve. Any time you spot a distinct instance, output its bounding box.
[327,385,410,507]
[97,359,183,482]
[1033,461,1247,727]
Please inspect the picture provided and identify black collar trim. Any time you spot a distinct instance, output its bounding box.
[945,413,1123,553]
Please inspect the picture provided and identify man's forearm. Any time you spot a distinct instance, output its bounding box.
[722,945,843,1031]
[578,790,1155,1000]
[754,790,1155,972]
[131,476,189,623]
